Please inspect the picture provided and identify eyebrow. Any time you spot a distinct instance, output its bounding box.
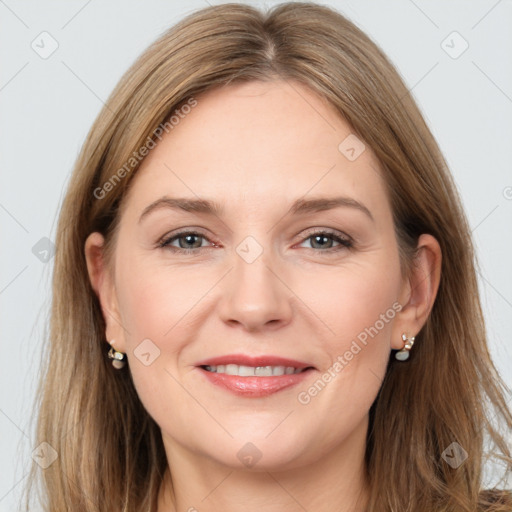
[138,195,374,223]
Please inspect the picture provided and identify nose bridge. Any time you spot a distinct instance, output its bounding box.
[217,234,293,330]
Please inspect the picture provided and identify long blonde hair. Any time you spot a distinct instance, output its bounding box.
[25,3,511,511]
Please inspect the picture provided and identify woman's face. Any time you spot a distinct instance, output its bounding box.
[89,80,414,470]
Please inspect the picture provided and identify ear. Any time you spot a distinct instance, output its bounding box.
[84,232,127,353]
[391,233,442,349]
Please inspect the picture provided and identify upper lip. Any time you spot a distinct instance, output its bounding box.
[195,354,314,370]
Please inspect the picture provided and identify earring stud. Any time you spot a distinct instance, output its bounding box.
[107,340,126,369]
[395,333,415,361]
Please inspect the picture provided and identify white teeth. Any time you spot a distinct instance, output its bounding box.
[272,366,285,376]
[239,365,255,377]
[204,364,304,376]
[255,366,272,376]
[225,364,238,375]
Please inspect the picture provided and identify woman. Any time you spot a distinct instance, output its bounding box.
[25,2,511,511]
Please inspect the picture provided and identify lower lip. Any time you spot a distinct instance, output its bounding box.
[197,367,314,397]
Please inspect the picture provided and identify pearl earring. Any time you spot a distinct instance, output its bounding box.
[395,333,415,361]
[107,340,126,369]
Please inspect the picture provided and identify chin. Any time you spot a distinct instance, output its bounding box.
[193,432,317,472]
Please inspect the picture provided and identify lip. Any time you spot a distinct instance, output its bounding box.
[195,354,316,398]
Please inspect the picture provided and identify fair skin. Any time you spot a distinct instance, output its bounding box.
[85,80,441,512]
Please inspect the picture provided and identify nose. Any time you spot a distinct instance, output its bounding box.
[217,248,293,333]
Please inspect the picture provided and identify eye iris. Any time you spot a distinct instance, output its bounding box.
[311,234,333,249]
[179,234,202,249]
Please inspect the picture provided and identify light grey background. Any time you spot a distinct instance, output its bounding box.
[1,1,511,510]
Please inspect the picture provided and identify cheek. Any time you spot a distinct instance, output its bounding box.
[112,255,204,396]
[293,251,401,409]
[297,254,402,355]
[113,258,202,425]
[115,255,211,345]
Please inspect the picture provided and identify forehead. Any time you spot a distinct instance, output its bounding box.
[122,80,388,220]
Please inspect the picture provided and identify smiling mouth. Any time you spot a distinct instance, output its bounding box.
[201,364,310,376]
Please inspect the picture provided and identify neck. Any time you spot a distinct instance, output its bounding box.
[158,416,370,512]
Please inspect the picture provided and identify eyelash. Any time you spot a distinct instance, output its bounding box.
[157,229,354,255]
